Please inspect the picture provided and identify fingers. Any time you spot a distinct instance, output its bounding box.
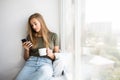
[22,41,33,48]
[46,48,53,55]
[26,41,33,48]
[46,48,50,53]
[46,48,49,52]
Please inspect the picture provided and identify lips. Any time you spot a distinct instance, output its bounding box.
[34,28,40,32]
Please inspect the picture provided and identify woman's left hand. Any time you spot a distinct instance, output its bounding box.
[46,48,55,60]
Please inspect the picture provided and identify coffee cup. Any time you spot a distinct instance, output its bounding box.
[38,48,47,56]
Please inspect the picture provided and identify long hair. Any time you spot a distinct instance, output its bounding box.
[27,13,50,48]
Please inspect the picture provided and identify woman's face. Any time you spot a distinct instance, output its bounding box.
[30,18,41,32]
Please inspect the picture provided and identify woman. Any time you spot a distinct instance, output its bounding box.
[16,13,59,80]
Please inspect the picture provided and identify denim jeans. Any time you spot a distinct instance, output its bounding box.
[16,56,53,80]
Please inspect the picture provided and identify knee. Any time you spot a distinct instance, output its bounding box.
[40,66,53,77]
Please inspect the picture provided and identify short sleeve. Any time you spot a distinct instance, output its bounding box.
[53,33,59,46]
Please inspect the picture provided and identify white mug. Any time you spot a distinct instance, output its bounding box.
[38,48,47,56]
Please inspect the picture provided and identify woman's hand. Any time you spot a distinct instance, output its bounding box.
[22,41,32,51]
[46,48,55,60]
[22,41,32,60]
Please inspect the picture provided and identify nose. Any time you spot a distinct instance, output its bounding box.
[32,25,36,29]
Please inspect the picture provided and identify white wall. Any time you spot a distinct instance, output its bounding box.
[0,0,59,80]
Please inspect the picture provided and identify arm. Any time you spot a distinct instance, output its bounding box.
[24,49,30,61]
[53,46,59,53]
[47,33,59,60]
[47,46,59,60]
[22,41,32,61]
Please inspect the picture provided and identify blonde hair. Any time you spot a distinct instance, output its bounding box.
[27,13,50,48]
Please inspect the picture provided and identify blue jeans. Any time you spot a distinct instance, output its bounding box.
[16,56,53,80]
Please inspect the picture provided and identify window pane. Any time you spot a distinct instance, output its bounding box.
[82,0,120,80]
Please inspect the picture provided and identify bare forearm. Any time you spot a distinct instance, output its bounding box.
[24,50,30,61]
[50,54,55,60]
[50,50,59,60]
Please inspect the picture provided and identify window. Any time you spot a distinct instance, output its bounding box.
[82,0,120,80]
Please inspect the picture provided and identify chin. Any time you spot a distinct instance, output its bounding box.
[36,30,40,33]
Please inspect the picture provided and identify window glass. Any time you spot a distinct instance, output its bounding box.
[82,0,120,80]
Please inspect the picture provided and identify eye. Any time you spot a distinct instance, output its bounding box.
[30,24,33,27]
[34,23,37,25]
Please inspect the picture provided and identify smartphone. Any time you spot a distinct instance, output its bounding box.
[21,38,27,43]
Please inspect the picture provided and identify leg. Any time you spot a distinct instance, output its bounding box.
[21,57,54,80]
[35,63,53,80]
[16,57,37,80]
[35,61,63,80]
[15,65,36,80]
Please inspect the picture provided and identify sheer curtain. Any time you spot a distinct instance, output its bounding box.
[59,0,75,80]
[60,0,82,80]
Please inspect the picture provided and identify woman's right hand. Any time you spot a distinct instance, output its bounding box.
[22,41,33,51]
